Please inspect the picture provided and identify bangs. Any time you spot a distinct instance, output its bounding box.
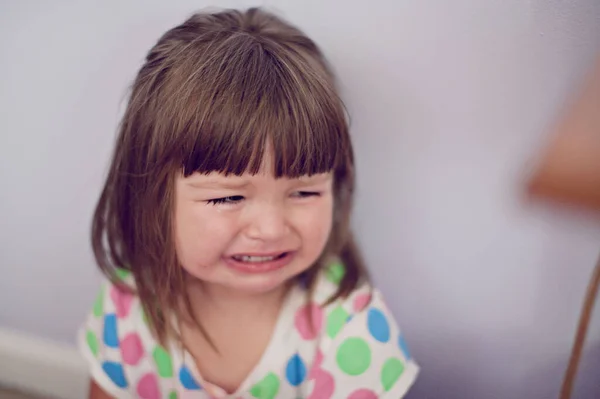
[153,34,349,178]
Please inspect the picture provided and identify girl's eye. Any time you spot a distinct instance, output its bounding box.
[292,191,321,199]
[206,195,244,206]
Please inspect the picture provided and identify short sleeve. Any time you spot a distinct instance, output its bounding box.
[77,276,139,398]
[317,288,419,398]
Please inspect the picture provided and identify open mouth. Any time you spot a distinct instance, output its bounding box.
[226,251,294,273]
[231,252,288,263]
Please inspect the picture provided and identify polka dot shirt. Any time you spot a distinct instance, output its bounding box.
[78,263,418,398]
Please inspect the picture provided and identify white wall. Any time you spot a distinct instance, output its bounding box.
[1,0,599,398]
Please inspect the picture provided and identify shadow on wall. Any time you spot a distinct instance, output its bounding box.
[405,340,600,399]
[403,333,495,399]
[521,344,600,399]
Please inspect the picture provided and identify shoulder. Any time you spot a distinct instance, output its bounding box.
[78,270,165,398]
[307,264,419,398]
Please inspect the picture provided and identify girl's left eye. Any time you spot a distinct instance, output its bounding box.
[206,195,245,206]
[292,191,321,199]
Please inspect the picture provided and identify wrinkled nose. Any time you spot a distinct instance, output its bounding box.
[244,202,290,242]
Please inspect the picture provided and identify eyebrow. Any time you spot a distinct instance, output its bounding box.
[296,174,333,184]
[185,180,251,190]
[185,173,332,190]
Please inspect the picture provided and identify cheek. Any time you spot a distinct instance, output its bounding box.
[298,197,334,247]
[174,202,235,265]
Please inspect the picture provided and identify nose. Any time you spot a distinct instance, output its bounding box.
[244,201,289,242]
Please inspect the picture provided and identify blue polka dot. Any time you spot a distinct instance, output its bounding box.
[398,334,411,359]
[285,353,306,386]
[179,366,201,390]
[103,313,118,348]
[367,308,390,343]
[102,361,127,388]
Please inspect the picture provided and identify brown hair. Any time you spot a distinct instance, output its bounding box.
[92,7,367,345]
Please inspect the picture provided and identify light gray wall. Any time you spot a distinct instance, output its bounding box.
[1,1,599,398]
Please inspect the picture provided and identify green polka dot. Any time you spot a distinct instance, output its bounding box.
[250,372,280,399]
[381,357,405,391]
[115,268,131,281]
[168,391,177,399]
[326,306,350,339]
[336,337,371,376]
[92,287,104,317]
[86,330,99,357]
[153,346,173,377]
[325,261,345,285]
[141,310,149,326]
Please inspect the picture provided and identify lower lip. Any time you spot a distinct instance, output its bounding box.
[224,252,295,274]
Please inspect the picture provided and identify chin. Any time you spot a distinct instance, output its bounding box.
[222,272,294,294]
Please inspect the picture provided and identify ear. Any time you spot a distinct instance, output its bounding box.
[528,56,600,211]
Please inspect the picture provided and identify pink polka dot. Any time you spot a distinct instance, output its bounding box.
[307,368,335,399]
[120,333,144,365]
[110,286,134,319]
[295,302,324,340]
[353,293,372,312]
[136,373,160,399]
[308,349,324,379]
[348,389,378,399]
[308,349,334,399]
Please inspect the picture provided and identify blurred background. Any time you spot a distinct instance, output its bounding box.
[1,0,600,398]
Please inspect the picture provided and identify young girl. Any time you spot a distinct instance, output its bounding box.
[79,8,418,399]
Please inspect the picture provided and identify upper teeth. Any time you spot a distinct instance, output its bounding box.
[234,255,278,263]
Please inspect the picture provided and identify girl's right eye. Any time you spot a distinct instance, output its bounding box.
[206,195,245,206]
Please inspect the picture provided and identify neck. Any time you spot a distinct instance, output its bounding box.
[184,279,290,321]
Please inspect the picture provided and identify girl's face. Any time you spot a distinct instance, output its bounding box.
[174,154,334,295]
